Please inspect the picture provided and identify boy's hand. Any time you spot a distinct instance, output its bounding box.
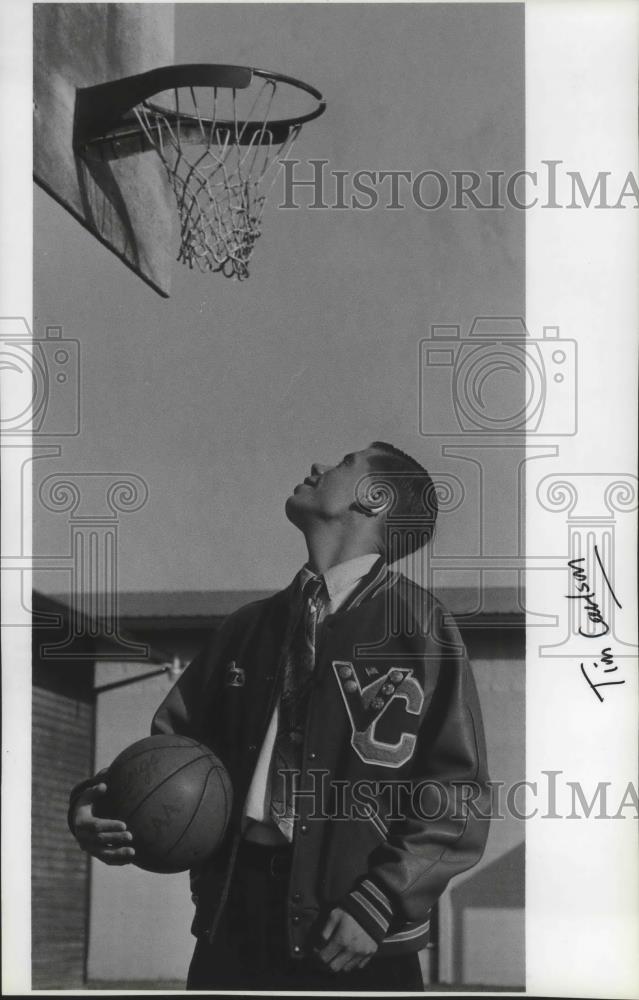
[315,907,378,972]
[71,782,135,866]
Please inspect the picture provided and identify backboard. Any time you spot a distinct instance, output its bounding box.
[34,3,175,297]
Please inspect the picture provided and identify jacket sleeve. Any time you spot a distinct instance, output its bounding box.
[67,623,232,834]
[340,603,491,943]
[151,630,226,740]
[152,600,266,739]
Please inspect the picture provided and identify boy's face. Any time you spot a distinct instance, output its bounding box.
[286,445,381,525]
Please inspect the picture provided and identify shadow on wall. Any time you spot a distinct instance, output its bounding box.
[450,841,525,988]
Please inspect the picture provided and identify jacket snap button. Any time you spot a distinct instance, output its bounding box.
[293,945,301,954]
[292,915,301,925]
[292,891,302,903]
[300,824,309,834]
[308,751,317,760]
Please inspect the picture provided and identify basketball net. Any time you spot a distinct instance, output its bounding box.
[132,80,301,280]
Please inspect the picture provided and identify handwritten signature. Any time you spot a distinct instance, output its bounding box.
[567,545,625,702]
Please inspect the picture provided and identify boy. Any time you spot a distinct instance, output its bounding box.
[70,442,490,990]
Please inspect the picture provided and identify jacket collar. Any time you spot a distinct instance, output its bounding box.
[338,555,399,614]
[269,555,399,619]
[299,553,380,604]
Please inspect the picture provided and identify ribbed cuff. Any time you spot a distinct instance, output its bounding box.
[340,876,395,945]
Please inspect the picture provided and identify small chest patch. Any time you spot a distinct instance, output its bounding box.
[225,661,245,687]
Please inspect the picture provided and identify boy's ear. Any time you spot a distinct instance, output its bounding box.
[354,477,393,517]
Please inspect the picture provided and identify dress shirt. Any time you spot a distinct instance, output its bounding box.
[242,553,380,843]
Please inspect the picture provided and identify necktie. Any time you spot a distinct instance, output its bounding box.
[269,575,326,840]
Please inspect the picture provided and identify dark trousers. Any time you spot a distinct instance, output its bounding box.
[187,840,423,991]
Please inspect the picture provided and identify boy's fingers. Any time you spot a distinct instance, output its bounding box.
[317,937,343,965]
[75,818,128,840]
[101,846,135,865]
[343,955,361,973]
[78,783,107,805]
[328,949,350,973]
[96,830,132,845]
[93,819,129,833]
[320,909,341,941]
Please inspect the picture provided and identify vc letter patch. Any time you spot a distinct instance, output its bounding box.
[332,661,424,767]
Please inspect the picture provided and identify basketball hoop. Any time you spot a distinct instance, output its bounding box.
[75,65,326,280]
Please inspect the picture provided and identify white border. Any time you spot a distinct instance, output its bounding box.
[527,2,639,997]
[1,0,32,994]
[1,0,638,996]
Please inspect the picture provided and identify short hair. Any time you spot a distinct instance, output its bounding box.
[366,441,438,558]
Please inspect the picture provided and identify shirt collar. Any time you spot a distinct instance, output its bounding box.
[299,553,381,603]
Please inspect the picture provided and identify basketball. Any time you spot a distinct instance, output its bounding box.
[100,734,233,874]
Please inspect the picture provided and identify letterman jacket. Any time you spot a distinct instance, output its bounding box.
[150,557,491,958]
